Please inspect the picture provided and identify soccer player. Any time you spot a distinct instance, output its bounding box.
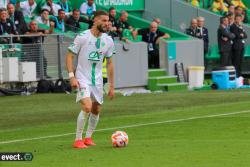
[66,10,115,149]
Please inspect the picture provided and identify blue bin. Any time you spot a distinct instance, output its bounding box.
[212,66,237,90]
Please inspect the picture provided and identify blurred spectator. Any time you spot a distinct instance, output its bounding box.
[107,21,118,39]
[211,0,228,14]
[153,18,161,25]
[133,21,170,68]
[235,6,248,23]
[41,0,61,16]
[16,0,37,18]
[196,16,209,55]
[51,9,66,32]
[108,7,117,28]
[80,0,96,18]
[227,12,235,26]
[7,3,28,34]
[227,4,236,14]
[0,8,18,43]
[185,18,198,37]
[231,0,248,10]
[217,16,235,66]
[224,0,232,6]
[35,9,51,27]
[191,0,202,7]
[23,20,54,78]
[230,14,247,77]
[57,0,72,16]
[115,10,133,37]
[66,9,90,32]
[24,20,54,40]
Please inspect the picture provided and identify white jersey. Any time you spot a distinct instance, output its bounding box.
[20,1,37,18]
[0,0,8,8]
[41,3,61,16]
[68,30,114,87]
[35,16,50,27]
[80,2,96,16]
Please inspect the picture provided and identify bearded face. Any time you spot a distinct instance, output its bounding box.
[95,15,109,33]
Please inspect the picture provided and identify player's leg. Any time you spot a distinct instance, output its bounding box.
[73,98,92,148]
[76,98,92,139]
[73,86,93,149]
[84,86,103,146]
[84,102,101,146]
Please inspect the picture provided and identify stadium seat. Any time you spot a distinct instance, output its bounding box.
[79,22,89,30]
[206,45,220,60]
[244,45,250,58]
[122,29,142,42]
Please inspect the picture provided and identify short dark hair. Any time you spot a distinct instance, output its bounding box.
[226,12,234,17]
[41,8,49,14]
[73,9,80,13]
[235,6,243,11]
[235,14,242,18]
[220,16,227,24]
[109,7,115,12]
[58,9,65,13]
[93,10,109,19]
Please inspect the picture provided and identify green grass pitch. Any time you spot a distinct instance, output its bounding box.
[1,90,250,167]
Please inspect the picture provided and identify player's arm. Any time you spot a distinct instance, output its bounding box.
[155,33,170,45]
[66,51,79,89]
[107,57,115,99]
[66,34,83,89]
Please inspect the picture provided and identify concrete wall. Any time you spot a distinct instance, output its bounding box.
[113,41,148,88]
[160,39,204,77]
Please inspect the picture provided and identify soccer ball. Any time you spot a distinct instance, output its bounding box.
[111,131,129,147]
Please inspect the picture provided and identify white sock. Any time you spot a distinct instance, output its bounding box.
[85,113,100,138]
[75,111,89,140]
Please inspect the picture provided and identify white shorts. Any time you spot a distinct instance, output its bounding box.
[76,85,103,104]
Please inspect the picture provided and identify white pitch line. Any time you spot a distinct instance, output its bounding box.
[1,110,250,145]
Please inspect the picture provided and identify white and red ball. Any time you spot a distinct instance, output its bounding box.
[111,131,129,147]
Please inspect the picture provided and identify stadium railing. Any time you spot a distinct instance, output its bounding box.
[0,33,76,81]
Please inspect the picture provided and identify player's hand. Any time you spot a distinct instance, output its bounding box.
[70,77,80,89]
[112,27,117,32]
[50,21,55,28]
[223,37,228,41]
[108,85,115,100]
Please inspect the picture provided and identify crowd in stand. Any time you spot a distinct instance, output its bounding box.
[186,0,249,23]
[0,0,145,42]
[0,0,172,70]
[0,0,149,41]
[0,0,94,41]
[185,2,248,77]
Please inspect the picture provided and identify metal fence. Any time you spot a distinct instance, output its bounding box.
[0,33,76,81]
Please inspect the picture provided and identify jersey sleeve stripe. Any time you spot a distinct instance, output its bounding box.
[68,48,77,55]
